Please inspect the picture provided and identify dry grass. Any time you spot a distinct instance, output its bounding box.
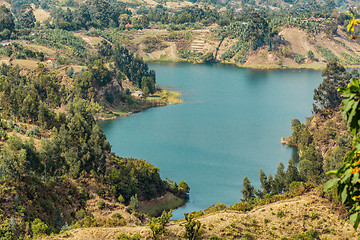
[0,58,48,70]
[33,8,50,23]
[73,33,104,49]
[43,191,360,240]
[146,89,182,105]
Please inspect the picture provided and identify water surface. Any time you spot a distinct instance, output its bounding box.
[99,63,322,219]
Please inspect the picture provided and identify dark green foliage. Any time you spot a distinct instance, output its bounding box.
[0,5,15,33]
[202,52,214,63]
[108,157,166,203]
[141,76,156,96]
[241,176,255,202]
[17,4,36,29]
[273,162,286,195]
[91,60,113,87]
[294,54,305,63]
[148,210,172,239]
[97,40,113,58]
[256,169,273,198]
[307,50,315,60]
[324,135,352,173]
[113,44,152,87]
[299,143,324,183]
[285,158,300,190]
[165,178,190,199]
[0,135,41,180]
[289,119,304,146]
[98,200,106,210]
[184,213,202,240]
[313,61,351,113]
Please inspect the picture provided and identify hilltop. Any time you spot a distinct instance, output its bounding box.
[43,188,359,240]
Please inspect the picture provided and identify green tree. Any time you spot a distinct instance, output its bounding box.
[307,50,315,61]
[294,54,305,64]
[259,168,272,195]
[289,119,304,146]
[241,176,254,202]
[299,143,324,183]
[285,158,300,190]
[18,4,36,29]
[178,180,190,196]
[129,194,139,212]
[0,5,15,32]
[31,218,49,238]
[148,210,172,239]
[141,76,156,96]
[184,213,202,240]
[313,61,351,113]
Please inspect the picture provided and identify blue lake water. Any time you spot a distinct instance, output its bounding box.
[99,63,323,219]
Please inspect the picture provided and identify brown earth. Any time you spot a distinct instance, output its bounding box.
[43,191,359,240]
[130,26,360,70]
[33,8,51,23]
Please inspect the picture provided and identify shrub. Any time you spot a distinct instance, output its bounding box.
[31,218,49,238]
[294,54,305,63]
[118,234,141,240]
[117,194,125,203]
[307,50,315,60]
[111,213,123,219]
[98,200,106,210]
[277,210,285,218]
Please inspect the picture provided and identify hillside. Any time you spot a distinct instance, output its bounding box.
[115,26,360,69]
[43,190,359,240]
[2,0,360,239]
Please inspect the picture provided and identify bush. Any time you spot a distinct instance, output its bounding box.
[118,234,141,240]
[98,200,106,210]
[294,54,305,63]
[31,218,49,238]
[117,194,125,203]
[307,50,315,60]
[111,213,123,219]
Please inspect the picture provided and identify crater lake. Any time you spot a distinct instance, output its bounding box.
[99,62,323,219]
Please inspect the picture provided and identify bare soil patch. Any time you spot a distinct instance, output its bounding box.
[44,191,359,240]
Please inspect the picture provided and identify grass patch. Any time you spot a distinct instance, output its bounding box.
[147,89,182,105]
[139,192,185,217]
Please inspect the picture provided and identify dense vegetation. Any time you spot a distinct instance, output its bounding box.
[0,60,189,238]
[1,0,360,238]
[0,2,189,238]
[238,59,360,230]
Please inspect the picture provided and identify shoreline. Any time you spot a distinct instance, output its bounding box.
[145,58,360,70]
[95,89,183,121]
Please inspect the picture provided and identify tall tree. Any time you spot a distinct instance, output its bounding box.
[285,158,300,190]
[18,4,36,29]
[0,5,15,32]
[299,143,324,183]
[273,162,286,195]
[313,61,351,113]
[259,168,272,195]
[241,176,254,202]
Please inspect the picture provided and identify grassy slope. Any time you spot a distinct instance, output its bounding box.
[43,190,359,240]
